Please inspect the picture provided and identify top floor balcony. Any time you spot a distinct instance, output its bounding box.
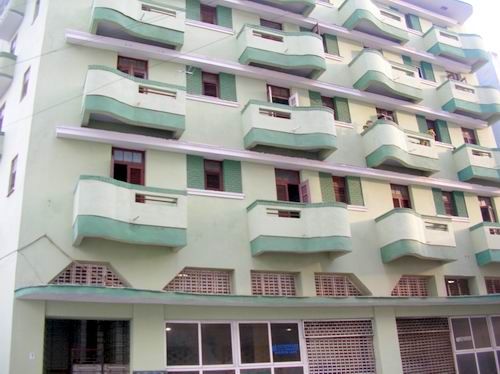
[338,0,409,44]
[237,24,326,79]
[423,27,489,71]
[245,0,315,15]
[0,0,25,40]
[90,0,185,50]
[349,49,423,103]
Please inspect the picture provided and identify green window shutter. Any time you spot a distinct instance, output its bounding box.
[319,172,335,202]
[323,34,340,56]
[406,14,422,32]
[402,55,413,66]
[452,191,468,218]
[333,97,351,123]
[346,176,364,206]
[186,0,201,21]
[187,155,204,189]
[432,188,446,215]
[186,66,202,95]
[216,6,232,28]
[309,91,322,107]
[300,26,311,32]
[420,61,436,82]
[219,73,237,102]
[223,160,242,193]
[435,120,451,144]
[416,115,428,134]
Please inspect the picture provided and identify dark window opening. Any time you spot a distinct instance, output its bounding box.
[200,4,217,24]
[333,176,348,203]
[446,278,471,296]
[117,56,148,79]
[376,108,397,123]
[202,72,219,98]
[112,148,145,186]
[426,120,441,142]
[260,19,282,30]
[442,191,457,216]
[462,128,478,145]
[391,184,411,209]
[479,196,496,223]
[204,160,223,191]
[275,169,301,202]
[268,85,290,105]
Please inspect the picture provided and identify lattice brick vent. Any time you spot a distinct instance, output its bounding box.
[315,273,362,297]
[164,268,232,294]
[391,276,429,297]
[251,271,296,296]
[485,277,500,294]
[51,263,124,287]
[304,320,375,374]
[397,318,455,374]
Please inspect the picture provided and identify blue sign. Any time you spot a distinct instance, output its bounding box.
[272,343,299,355]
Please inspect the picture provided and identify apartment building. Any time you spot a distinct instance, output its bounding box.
[0,0,500,373]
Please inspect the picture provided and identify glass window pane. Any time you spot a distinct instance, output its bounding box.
[477,351,497,374]
[452,318,474,350]
[239,323,270,363]
[456,353,478,374]
[471,318,491,349]
[491,317,500,346]
[240,370,272,374]
[270,323,301,362]
[132,152,142,163]
[201,324,233,365]
[114,149,123,161]
[166,323,199,366]
[123,151,133,162]
[275,368,304,374]
[202,371,235,374]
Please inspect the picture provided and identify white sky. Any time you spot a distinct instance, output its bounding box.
[463,0,500,54]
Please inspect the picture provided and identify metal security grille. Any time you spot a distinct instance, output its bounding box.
[397,318,455,374]
[51,263,124,287]
[251,271,296,296]
[304,320,376,374]
[485,277,500,294]
[164,268,232,294]
[315,273,362,296]
[391,276,429,296]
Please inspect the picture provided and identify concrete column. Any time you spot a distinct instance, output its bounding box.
[130,304,165,371]
[372,307,403,374]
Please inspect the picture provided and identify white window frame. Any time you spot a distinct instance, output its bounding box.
[164,320,309,373]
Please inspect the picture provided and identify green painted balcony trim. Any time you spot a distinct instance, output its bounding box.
[91,7,184,49]
[246,200,347,211]
[77,175,186,196]
[247,0,315,15]
[381,239,457,263]
[427,43,489,71]
[457,166,500,183]
[88,65,186,91]
[442,98,500,121]
[476,249,500,266]
[353,70,422,102]
[241,99,332,114]
[83,95,185,133]
[250,235,352,256]
[469,222,500,231]
[342,9,409,44]
[452,143,500,154]
[237,25,322,39]
[16,285,500,307]
[73,215,187,248]
[365,144,439,173]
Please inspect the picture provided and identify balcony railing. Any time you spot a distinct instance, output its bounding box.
[470,222,500,266]
[243,0,315,15]
[452,144,500,184]
[247,200,352,256]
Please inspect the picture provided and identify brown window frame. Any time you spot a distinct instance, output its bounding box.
[376,108,397,123]
[445,277,471,296]
[7,155,17,196]
[479,196,496,223]
[202,72,220,98]
[267,84,290,105]
[391,184,412,209]
[461,128,478,145]
[20,67,30,101]
[442,191,457,216]
[332,176,348,204]
[200,3,217,25]
[204,159,223,191]
[117,56,148,79]
[112,148,145,186]
[260,19,283,30]
[275,169,301,202]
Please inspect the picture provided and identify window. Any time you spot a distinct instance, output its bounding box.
[7,155,17,196]
[166,321,305,372]
[446,71,466,82]
[117,56,148,79]
[202,72,219,97]
[251,271,297,296]
[0,104,5,132]
[462,128,478,145]
[376,108,396,123]
[321,34,340,56]
[20,67,30,100]
[10,35,16,54]
[404,13,422,32]
[200,3,216,24]
[446,277,471,296]
[33,0,40,23]
[391,276,429,297]
[164,267,232,294]
[425,120,441,142]
[332,176,347,203]
[485,277,500,294]
[50,262,125,287]
[391,184,412,209]
[204,159,223,191]
[112,148,145,186]
[268,85,290,105]
[479,196,496,223]
[260,18,282,30]
[442,191,457,216]
[315,273,362,296]
[275,169,300,202]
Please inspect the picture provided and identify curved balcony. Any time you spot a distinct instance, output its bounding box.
[0,0,25,40]
[90,0,185,49]
[237,24,326,79]
[470,223,500,266]
[437,80,500,123]
[452,144,500,185]
[246,0,315,14]
[73,175,187,249]
[349,49,423,103]
[0,41,16,96]
[247,200,352,256]
[82,65,186,138]
[361,120,439,175]
[423,27,489,71]
[241,100,336,160]
[375,209,457,263]
[338,0,409,44]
